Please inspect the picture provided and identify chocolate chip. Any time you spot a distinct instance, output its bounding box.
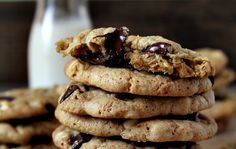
[103,27,128,66]
[71,135,83,149]
[146,42,172,58]
[70,133,92,149]
[209,76,215,85]
[74,27,128,67]
[59,85,81,103]
[0,96,14,101]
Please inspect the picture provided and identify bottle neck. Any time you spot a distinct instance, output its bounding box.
[34,0,89,23]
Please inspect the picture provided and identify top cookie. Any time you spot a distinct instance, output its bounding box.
[0,87,59,121]
[196,48,228,75]
[56,27,215,78]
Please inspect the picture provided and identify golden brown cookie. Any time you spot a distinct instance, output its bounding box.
[125,36,214,78]
[55,108,217,142]
[197,48,228,75]
[58,83,215,119]
[56,27,214,78]
[213,68,235,90]
[0,87,59,121]
[52,125,200,149]
[0,119,59,144]
[64,60,213,97]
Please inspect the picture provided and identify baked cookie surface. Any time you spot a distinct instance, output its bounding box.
[56,27,214,78]
[58,83,215,119]
[213,68,235,90]
[53,125,200,149]
[65,60,213,97]
[55,108,217,142]
[0,87,59,121]
[0,119,59,144]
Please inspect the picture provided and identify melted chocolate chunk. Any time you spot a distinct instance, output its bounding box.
[60,85,81,103]
[75,27,128,67]
[209,76,215,85]
[0,96,15,101]
[146,42,172,58]
[70,133,92,149]
[103,27,128,66]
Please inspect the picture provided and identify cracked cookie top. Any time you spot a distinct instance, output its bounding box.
[56,27,215,78]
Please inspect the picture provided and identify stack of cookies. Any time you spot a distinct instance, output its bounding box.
[53,27,217,148]
[0,87,60,149]
[197,48,236,132]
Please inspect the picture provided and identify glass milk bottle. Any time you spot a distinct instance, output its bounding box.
[28,0,92,88]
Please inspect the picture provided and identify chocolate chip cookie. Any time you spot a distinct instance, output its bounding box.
[0,87,59,121]
[0,119,59,144]
[53,125,201,149]
[58,83,215,119]
[196,48,228,75]
[55,108,217,142]
[54,26,217,147]
[64,60,213,97]
[0,87,60,146]
[56,27,214,78]
[213,68,235,90]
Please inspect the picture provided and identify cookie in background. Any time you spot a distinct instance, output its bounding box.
[197,48,236,132]
[0,86,60,148]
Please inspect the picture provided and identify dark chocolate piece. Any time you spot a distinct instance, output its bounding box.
[103,27,127,66]
[146,42,172,58]
[60,85,81,103]
[70,133,92,149]
[75,27,128,67]
[0,96,15,101]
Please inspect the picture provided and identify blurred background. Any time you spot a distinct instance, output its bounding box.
[0,0,236,90]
